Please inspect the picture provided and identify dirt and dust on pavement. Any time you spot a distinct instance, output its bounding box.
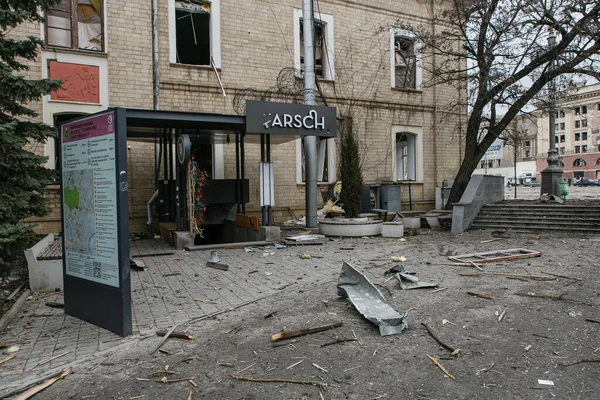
[12,227,599,400]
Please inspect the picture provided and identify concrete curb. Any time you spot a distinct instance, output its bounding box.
[0,289,31,332]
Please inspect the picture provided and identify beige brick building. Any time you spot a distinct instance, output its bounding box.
[20,0,465,234]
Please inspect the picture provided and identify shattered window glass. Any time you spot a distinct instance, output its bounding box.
[175,0,211,65]
[300,138,329,182]
[394,36,416,89]
[46,0,103,51]
[300,21,325,78]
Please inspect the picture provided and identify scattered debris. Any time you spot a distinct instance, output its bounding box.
[442,319,456,326]
[432,287,448,294]
[272,338,300,348]
[337,261,408,336]
[286,234,325,242]
[130,258,147,271]
[514,292,598,308]
[156,377,195,384]
[448,248,541,264]
[384,265,438,290]
[162,272,181,277]
[286,359,304,369]
[320,338,358,347]
[263,311,277,319]
[35,351,71,367]
[560,359,600,367]
[497,310,507,322]
[299,254,312,260]
[585,318,600,325]
[151,324,177,354]
[537,379,554,386]
[227,373,327,391]
[480,238,503,244]
[13,367,70,400]
[475,362,495,375]
[156,329,195,340]
[426,355,456,380]
[158,349,170,354]
[147,370,175,376]
[271,322,343,342]
[466,291,493,300]
[524,345,532,351]
[421,323,461,356]
[390,256,407,263]
[45,302,64,309]
[0,354,15,365]
[4,345,19,354]
[312,363,328,373]
[26,296,33,301]
[206,251,229,271]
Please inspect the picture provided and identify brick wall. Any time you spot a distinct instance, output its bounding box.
[15,0,465,233]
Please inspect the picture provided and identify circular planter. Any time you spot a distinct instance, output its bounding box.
[382,222,404,238]
[319,218,383,237]
[402,217,421,229]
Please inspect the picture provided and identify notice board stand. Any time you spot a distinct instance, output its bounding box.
[60,108,131,336]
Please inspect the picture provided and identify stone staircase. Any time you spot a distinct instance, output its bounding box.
[471,202,600,233]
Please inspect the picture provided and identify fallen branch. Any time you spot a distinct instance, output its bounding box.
[0,354,15,365]
[426,355,456,380]
[560,359,600,367]
[13,368,70,400]
[151,324,177,354]
[585,318,600,325]
[271,322,343,342]
[466,291,493,300]
[541,271,581,281]
[320,338,358,347]
[147,370,175,377]
[35,351,71,367]
[514,292,598,308]
[156,330,195,340]
[227,372,327,391]
[421,323,460,356]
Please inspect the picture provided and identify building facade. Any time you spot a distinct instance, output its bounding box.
[16,0,465,233]
[536,83,600,183]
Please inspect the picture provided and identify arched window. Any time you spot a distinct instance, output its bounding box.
[596,158,600,165]
[573,158,586,167]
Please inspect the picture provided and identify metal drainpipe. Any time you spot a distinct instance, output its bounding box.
[302,0,318,228]
[151,0,161,228]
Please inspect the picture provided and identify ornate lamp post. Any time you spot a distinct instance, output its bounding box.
[540,33,563,196]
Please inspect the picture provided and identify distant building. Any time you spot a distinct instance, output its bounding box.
[535,82,600,182]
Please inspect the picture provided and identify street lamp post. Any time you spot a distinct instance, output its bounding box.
[540,33,563,196]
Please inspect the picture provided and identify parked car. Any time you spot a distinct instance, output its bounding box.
[573,178,599,187]
[526,180,541,187]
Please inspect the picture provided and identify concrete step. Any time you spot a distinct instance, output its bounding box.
[479,211,600,218]
[474,217,600,227]
[471,222,600,233]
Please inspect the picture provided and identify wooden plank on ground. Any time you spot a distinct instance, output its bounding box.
[448,248,541,264]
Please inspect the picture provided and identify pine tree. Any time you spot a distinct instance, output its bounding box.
[339,116,363,218]
[0,1,61,273]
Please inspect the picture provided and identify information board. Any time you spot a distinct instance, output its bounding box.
[62,112,119,287]
[60,110,131,336]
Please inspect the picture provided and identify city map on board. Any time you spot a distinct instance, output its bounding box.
[63,169,97,256]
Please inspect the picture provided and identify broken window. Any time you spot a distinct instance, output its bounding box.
[575,145,581,153]
[396,132,417,180]
[574,158,586,166]
[582,105,587,114]
[582,119,587,128]
[394,36,417,89]
[175,0,211,65]
[583,132,588,140]
[299,138,331,182]
[575,132,581,141]
[46,0,104,51]
[299,21,326,78]
[560,122,565,130]
[575,120,581,128]
[583,145,588,152]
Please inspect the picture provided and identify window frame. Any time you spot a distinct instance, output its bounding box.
[293,9,335,81]
[390,28,422,90]
[168,0,221,67]
[393,126,423,182]
[44,0,105,52]
[295,137,337,184]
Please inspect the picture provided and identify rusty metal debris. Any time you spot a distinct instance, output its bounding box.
[384,265,438,290]
[337,261,407,336]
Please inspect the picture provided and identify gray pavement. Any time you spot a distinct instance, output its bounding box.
[504,184,600,200]
[1,232,386,385]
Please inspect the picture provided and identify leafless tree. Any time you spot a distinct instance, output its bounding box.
[502,126,530,198]
[396,0,600,207]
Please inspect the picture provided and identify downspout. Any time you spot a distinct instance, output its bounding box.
[148,0,160,227]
